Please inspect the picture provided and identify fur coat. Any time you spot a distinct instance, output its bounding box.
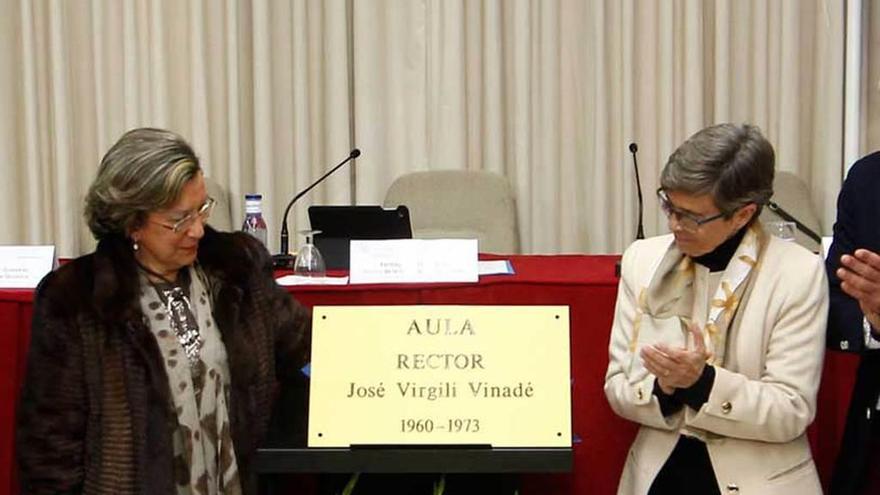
[16,227,311,495]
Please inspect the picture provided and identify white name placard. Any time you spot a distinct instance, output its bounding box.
[0,246,56,288]
[349,239,478,284]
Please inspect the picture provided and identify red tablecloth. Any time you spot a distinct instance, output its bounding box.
[0,255,860,495]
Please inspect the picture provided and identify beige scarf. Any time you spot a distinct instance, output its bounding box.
[139,266,242,495]
[629,225,764,377]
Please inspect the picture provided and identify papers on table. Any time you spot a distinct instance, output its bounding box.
[478,259,515,276]
[274,240,514,286]
[276,274,349,286]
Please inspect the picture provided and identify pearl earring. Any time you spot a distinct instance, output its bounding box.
[133,240,139,251]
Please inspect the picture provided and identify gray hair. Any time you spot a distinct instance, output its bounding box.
[84,128,201,239]
[660,123,775,218]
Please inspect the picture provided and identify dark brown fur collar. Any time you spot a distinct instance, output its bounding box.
[37,226,260,325]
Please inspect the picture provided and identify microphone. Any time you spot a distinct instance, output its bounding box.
[272,148,361,268]
[629,142,645,240]
[766,200,822,244]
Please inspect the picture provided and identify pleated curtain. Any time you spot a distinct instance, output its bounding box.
[0,0,847,256]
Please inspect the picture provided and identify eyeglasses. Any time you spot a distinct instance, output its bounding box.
[153,197,216,233]
[656,188,727,233]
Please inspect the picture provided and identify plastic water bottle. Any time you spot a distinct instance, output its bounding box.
[241,194,268,247]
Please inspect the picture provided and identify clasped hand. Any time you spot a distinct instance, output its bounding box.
[640,324,710,395]
[838,248,880,331]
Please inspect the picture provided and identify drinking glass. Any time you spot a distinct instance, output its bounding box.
[293,230,326,277]
[766,221,796,242]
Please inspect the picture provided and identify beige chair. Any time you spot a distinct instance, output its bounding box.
[205,176,234,231]
[759,171,822,252]
[383,170,520,254]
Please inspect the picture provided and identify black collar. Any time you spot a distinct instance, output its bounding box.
[692,227,748,273]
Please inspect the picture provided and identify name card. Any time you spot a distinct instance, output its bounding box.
[0,246,56,288]
[308,305,571,448]
[349,239,478,284]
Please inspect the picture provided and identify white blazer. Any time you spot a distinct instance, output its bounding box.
[604,233,828,495]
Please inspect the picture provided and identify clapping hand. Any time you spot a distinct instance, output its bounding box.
[838,248,880,331]
[640,323,711,395]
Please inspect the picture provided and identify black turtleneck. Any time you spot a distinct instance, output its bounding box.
[653,225,750,416]
[648,226,752,495]
[692,226,748,273]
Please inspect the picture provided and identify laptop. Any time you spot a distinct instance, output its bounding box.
[307,205,413,269]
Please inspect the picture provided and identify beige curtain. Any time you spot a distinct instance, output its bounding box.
[352,0,844,253]
[0,0,351,257]
[0,0,845,256]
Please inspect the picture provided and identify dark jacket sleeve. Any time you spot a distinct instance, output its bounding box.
[674,365,716,410]
[653,379,683,416]
[246,235,312,381]
[242,235,313,451]
[16,273,87,494]
[826,153,880,353]
[653,365,716,416]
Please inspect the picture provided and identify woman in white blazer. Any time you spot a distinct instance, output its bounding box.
[605,123,828,495]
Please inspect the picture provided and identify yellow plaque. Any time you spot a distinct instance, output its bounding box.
[307,305,571,447]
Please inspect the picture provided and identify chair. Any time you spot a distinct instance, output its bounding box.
[205,176,234,231]
[759,171,822,252]
[383,170,520,254]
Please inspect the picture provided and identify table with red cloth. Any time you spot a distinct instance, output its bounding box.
[0,254,860,495]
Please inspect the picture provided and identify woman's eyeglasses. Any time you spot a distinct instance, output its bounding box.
[154,197,216,233]
[656,189,727,233]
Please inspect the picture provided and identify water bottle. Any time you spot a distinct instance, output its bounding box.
[241,194,268,247]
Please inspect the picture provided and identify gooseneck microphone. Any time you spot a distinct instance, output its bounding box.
[629,142,645,240]
[766,200,822,244]
[272,148,361,268]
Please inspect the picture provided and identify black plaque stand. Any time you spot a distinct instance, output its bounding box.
[255,445,571,495]
[255,445,572,474]
[255,388,571,494]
